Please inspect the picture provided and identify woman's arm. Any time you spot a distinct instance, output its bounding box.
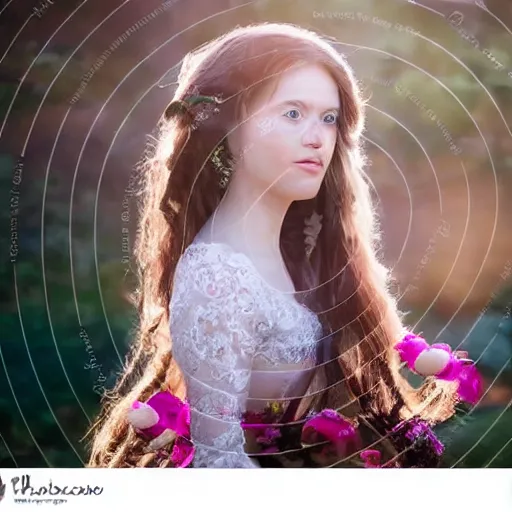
[170,247,262,468]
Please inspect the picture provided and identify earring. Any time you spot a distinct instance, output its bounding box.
[304,211,323,259]
[211,142,233,189]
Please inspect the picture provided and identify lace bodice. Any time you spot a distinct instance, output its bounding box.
[169,241,322,468]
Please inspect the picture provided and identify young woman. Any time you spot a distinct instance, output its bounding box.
[86,22,477,468]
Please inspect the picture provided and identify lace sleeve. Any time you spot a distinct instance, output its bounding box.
[169,245,264,468]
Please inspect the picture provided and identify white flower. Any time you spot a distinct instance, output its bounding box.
[127,402,159,430]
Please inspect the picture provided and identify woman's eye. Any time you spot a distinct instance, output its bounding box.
[323,113,338,124]
[284,109,301,120]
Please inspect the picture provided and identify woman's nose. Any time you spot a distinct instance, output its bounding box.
[301,122,322,148]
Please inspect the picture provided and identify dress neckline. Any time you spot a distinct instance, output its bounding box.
[188,240,311,311]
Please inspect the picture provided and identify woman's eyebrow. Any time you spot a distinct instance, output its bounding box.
[276,99,340,112]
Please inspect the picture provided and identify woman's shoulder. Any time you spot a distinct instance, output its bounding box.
[172,240,267,298]
[169,241,270,333]
[177,240,258,276]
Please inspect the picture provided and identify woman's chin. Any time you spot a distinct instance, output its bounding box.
[290,186,322,202]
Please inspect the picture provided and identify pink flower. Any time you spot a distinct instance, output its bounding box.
[457,363,483,404]
[127,391,195,468]
[395,332,483,404]
[360,449,382,468]
[395,332,430,368]
[171,437,195,468]
[302,409,360,457]
[133,391,190,438]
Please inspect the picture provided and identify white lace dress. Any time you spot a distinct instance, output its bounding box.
[169,241,323,468]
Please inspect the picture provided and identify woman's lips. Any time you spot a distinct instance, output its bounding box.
[294,160,323,174]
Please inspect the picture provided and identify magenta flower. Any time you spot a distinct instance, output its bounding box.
[132,391,190,438]
[171,437,195,468]
[360,449,382,468]
[395,332,430,368]
[143,391,190,438]
[302,409,360,457]
[395,332,482,404]
[456,363,483,404]
[429,343,460,379]
[127,391,195,468]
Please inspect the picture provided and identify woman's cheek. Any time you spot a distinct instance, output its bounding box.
[267,137,291,171]
[276,118,300,135]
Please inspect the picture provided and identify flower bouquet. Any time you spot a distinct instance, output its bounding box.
[125,331,482,468]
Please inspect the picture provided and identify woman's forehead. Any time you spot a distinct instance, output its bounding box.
[244,65,340,115]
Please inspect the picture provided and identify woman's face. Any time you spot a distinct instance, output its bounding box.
[228,63,340,203]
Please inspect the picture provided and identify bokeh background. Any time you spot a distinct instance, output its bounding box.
[0,0,511,468]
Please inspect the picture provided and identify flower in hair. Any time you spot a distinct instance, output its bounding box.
[163,91,222,129]
[395,331,482,404]
[127,391,194,467]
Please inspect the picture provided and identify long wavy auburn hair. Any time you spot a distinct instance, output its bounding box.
[85,22,457,467]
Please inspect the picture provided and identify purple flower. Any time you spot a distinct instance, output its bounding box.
[392,418,444,456]
[242,412,282,454]
[405,420,430,441]
[256,427,281,446]
[426,431,445,456]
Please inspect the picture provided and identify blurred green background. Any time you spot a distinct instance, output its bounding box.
[0,0,511,468]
